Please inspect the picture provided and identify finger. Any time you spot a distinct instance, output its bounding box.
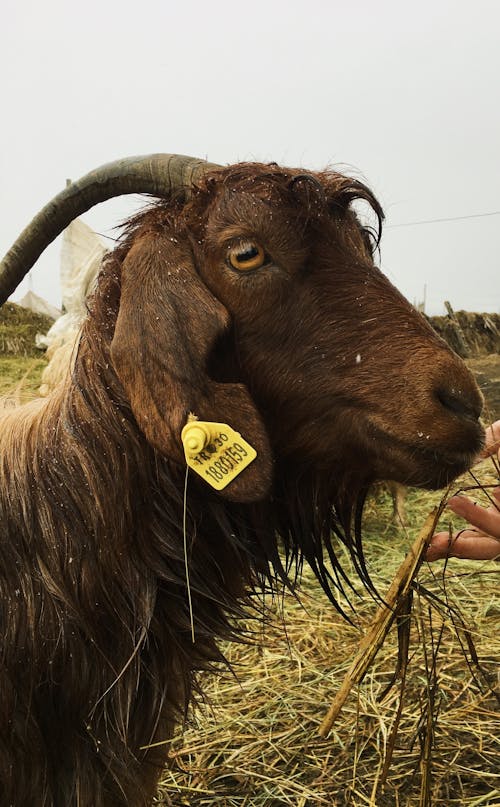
[447,495,500,539]
[480,419,500,459]
[450,532,500,560]
[426,531,456,561]
[426,530,500,561]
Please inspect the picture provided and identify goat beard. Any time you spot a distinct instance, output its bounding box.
[254,466,373,620]
[176,460,373,624]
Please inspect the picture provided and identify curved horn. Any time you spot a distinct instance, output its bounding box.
[0,153,220,304]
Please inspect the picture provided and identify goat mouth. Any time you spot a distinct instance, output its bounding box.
[368,426,482,490]
[411,447,477,489]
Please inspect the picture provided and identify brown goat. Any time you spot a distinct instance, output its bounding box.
[0,157,484,806]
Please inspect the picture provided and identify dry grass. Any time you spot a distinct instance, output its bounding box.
[156,461,500,806]
[0,302,53,357]
[0,356,47,399]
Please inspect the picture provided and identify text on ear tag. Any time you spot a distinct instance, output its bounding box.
[181,418,257,490]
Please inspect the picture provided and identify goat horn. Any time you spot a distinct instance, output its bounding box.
[0,153,220,305]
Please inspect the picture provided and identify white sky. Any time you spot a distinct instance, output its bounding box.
[2,0,499,315]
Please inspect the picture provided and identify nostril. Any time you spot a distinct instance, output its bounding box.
[435,386,482,421]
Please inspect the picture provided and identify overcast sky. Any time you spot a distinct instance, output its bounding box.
[2,0,499,315]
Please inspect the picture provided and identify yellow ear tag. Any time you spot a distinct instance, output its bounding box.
[181,416,257,490]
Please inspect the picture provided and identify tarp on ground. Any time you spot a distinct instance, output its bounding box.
[18,290,61,321]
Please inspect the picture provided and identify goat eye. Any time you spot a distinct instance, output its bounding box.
[228,242,266,271]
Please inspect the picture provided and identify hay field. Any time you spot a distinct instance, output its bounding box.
[0,302,50,398]
[2,354,498,806]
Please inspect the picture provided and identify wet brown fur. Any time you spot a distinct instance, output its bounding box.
[0,162,484,805]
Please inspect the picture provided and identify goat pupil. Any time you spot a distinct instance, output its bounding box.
[238,246,258,262]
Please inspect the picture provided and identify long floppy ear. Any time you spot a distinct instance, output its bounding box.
[110,230,273,502]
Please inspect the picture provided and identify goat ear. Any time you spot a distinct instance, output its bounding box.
[110,232,272,502]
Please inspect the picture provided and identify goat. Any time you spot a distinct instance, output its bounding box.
[0,154,484,806]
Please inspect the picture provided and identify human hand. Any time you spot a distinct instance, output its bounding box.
[426,420,500,562]
[426,488,500,560]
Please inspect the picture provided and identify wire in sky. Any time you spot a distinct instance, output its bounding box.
[387,210,500,229]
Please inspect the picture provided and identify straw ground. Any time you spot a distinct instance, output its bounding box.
[157,463,499,807]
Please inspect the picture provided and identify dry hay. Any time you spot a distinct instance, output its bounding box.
[156,458,499,806]
[0,356,47,400]
[0,302,53,357]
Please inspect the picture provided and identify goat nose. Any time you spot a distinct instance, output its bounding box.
[435,384,483,422]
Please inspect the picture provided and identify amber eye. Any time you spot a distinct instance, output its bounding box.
[228,241,266,271]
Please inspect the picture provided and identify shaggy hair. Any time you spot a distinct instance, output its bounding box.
[0,163,483,806]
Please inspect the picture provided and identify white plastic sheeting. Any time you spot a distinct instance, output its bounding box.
[36,219,106,350]
[17,290,61,321]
